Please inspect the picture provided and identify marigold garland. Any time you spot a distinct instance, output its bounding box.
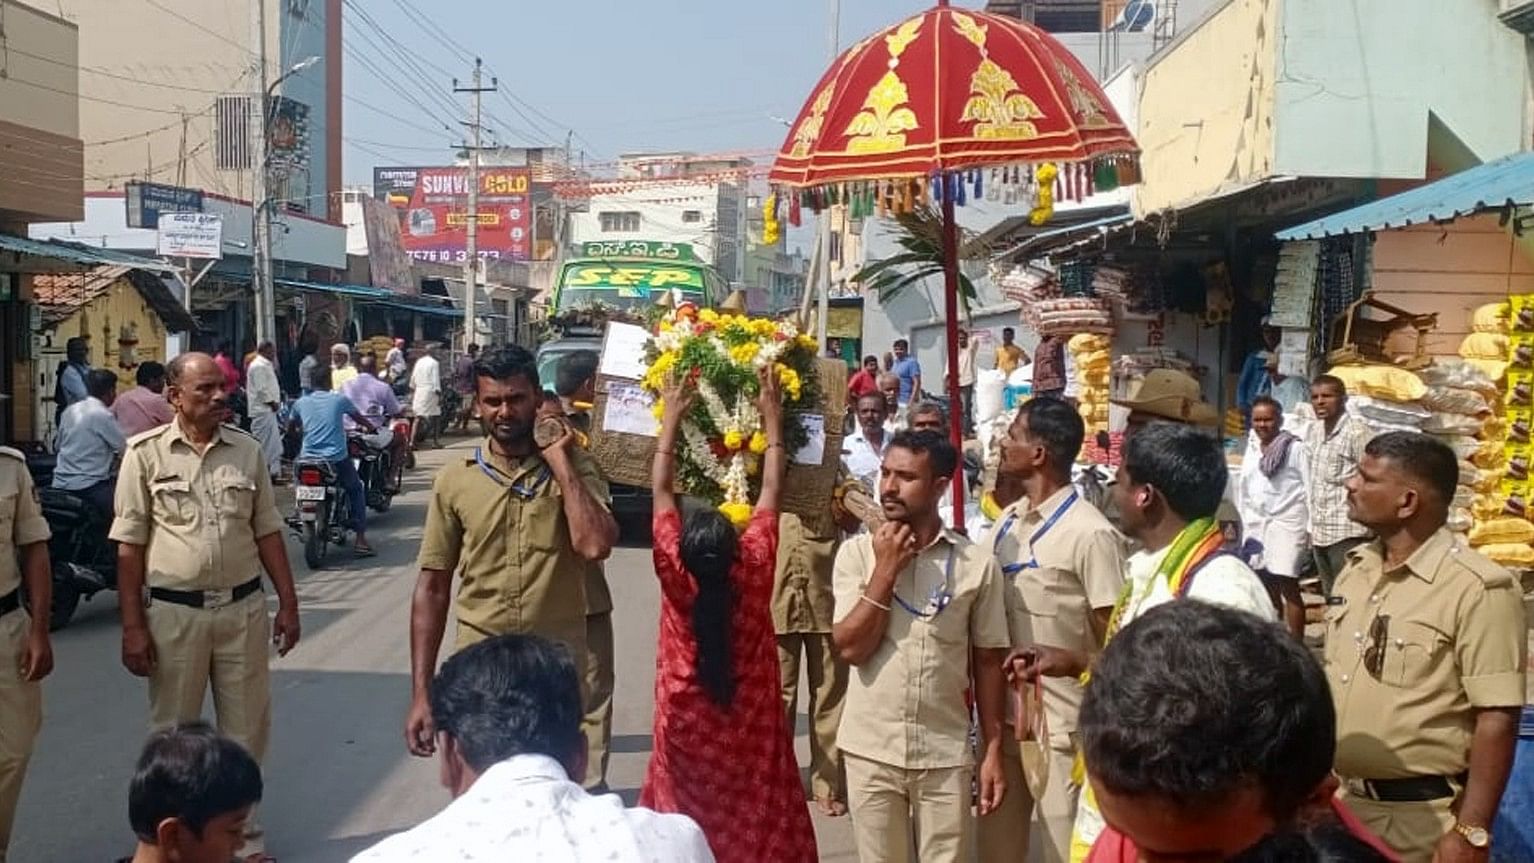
[641,306,821,528]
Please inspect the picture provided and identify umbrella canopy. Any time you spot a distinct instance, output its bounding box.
[769,4,1138,193]
[769,2,1139,531]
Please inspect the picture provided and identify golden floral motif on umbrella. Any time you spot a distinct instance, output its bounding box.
[790,84,835,158]
[1055,58,1110,129]
[844,17,923,155]
[953,10,1045,141]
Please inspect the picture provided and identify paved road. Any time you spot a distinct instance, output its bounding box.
[10,439,856,861]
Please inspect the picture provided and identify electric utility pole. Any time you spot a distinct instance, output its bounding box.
[251,0,273,347]
[454,59,496,350]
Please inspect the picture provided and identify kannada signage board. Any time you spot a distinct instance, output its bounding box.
[125,181,204,229]
[371,166,532,264]
[156,213,224,259]
[561,262,706,298]
[578,240,697,261]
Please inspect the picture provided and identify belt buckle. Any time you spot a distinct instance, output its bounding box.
[1342,777,1377,801]
[204,588,235,610]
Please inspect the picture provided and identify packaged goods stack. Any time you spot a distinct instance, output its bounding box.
[1070,333,1112,443]
[1480,297,1534,570]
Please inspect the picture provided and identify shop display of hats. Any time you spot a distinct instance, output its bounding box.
[1111,367,1219,426]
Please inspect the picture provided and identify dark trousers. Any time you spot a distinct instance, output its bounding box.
[331,458,366,534]
[1312,537,1368,596]
[79,479,116,523]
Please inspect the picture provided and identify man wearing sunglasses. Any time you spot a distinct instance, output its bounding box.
[980,396,1126,863]
[1328,431,1525,863]
[832,429,1011,863]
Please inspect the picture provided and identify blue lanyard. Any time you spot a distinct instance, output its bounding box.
[995,490,1079,576]
[892,544,956,619]
[474,447,552,500]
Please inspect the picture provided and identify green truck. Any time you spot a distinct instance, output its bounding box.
[535,241,730,519]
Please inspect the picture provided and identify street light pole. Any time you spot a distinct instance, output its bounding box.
[249,5,319,348]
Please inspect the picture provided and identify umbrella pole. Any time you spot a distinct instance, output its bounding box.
[940,182,965,532]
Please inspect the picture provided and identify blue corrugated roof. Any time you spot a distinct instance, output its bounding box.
[275,277,393,299]
[369,299,460,319]
[1277,151,1534,240]
[0,234,173,271]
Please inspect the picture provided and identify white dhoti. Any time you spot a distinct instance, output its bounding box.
[249,410,282,478]
[411,389,441,418]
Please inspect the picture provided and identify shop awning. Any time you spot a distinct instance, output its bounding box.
[275,277,394,300]
[1276,151,1534,240]
[367,299,461,319]
[0,234,176,274]
[999,212,1136,262]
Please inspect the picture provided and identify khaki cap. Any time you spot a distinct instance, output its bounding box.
[1112,367,1219,426]
[719,289,749,314]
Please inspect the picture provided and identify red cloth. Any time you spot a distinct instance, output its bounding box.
[214,352,242,394]
[848,368,879,401]
[641,508,818,863]
[1084,799,1400,863]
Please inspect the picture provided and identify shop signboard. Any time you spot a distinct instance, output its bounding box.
[156,213,224,259]
[579,240,697,261]
[562,262,705,297]
[125,181,204,229]
[372,165,532,264]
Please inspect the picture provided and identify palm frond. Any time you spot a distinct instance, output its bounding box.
[850,205,999,314]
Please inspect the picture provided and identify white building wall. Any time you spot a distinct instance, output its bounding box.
[568,180,747,282]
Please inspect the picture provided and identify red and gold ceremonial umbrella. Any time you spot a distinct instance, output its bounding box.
[769,0,1140,527]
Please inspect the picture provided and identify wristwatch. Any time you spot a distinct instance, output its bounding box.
[1454,823,1491,849]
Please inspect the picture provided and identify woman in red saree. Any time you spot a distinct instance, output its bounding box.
[641,368,818,863]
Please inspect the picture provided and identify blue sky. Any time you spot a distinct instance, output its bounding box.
[340,0,934,183]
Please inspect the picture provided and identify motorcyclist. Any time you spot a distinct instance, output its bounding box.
[53,369,125,521]
[289,366,377,557]
[341,355,408,493]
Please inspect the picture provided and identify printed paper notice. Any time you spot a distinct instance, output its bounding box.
[603,382,658,437]
[792,414,826,465]
[598,322,651,381]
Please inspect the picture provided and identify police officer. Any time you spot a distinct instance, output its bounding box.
[110,352,302,857]
[0,447,52,863]
[1327,432,1525,863]
[405,345,617,759]
[982,397,1125,863]
[774,512,847,816]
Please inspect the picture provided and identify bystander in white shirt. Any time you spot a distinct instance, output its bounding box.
[351,755,714,863]
[843,423,889,491]
[1238,430,1310,577]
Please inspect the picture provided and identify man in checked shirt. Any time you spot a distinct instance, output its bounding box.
[1303,375,1374,596]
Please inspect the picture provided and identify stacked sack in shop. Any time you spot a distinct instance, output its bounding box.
[1417,359,1504,542]
[1481,297,1534,569]
[1326,363,1477,536]
[1068,333,1112,439]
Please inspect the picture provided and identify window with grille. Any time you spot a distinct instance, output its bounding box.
[216,95,252,170]
[682,210,702,223]
[599,211,641,232]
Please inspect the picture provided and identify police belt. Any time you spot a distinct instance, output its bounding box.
[0,588,18,617]
[1344,773,1466,802]
[149,577,262,610]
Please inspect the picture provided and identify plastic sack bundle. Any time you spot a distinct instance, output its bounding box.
[1327,364,1427,403]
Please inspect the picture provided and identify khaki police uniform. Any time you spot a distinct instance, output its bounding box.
[110,423,286,765]
[1324,529,1527,863]
[773,512,847,805]
[418,440,610,681]
[832,528,1011,863]
[0,449,50,862]
[981,487,1126,863]
[563,408,615,790]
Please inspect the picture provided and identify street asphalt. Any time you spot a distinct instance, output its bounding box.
[9,438,857,862]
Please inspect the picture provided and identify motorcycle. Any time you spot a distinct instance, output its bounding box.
[354,421,410,513]
[34,488,118,631]
[288,458,353,570]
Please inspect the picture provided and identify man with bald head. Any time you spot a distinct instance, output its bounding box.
[110,352,302,859]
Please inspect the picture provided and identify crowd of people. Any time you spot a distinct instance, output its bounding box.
[0,328,1526,863]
